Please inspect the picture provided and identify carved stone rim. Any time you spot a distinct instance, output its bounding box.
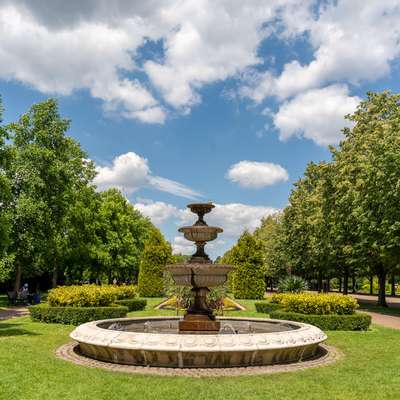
[70,316,327,352]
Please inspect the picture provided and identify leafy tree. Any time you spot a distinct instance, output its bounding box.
[230,231,265,299]
[332,91,400,306]
[138,227,173,297]
[6,99,94,289]
[0,97,11,270]
[89,189,152,284]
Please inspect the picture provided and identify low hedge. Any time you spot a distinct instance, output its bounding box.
[254,301,283,314]
[47,284,137,307]
[270,292,358,315]
[28,304,128,325]
[270,310,371,331]
[114,298,147,311]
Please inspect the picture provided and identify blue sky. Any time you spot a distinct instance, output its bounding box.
[1,0,400,257]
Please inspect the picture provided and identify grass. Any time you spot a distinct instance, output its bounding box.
[1,298,400,400]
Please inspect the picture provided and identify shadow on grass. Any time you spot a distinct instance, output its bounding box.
[358,302,400,317]
[0,322,40,337]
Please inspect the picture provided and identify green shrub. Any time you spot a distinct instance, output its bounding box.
[138,228,173,297]
[254,301,283,313]
[277,276,306,293]
[28,304,128,325]
[47,284,136,307]
[114,298,147,311]
[230,232,265,299]
[270,292,358,315]
[270,310,371,331]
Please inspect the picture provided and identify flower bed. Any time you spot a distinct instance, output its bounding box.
[47,284,137,307]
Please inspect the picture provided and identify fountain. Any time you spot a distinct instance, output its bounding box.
[70,202,327,369]
[166,203,232,332]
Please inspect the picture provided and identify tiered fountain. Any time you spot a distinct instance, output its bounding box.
[70,202,327,368]
[166,203,232,332]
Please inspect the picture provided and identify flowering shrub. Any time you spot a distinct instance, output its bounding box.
[270,292,358,315]
[47,284,137,307]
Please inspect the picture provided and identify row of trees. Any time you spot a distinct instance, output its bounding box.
[222,92,400,306]
[0,98,172,292]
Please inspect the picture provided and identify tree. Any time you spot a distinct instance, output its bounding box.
[332,91,400,306]
[0,97,11,272]
[138,227,172,297]
[229,231,265,299]
[92,189,152,284]
[6,99,94,289]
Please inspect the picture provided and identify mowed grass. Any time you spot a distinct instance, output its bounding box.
[1,298,400,400]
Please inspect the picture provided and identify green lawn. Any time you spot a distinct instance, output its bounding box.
[1,299,400,400]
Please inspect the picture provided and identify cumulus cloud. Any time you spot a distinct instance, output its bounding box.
[171,236,195,255]
[94,152,201,199]
[134,199,279,256]
[273,85,360,146]
[242,1,400,102]
[227,161,288,189]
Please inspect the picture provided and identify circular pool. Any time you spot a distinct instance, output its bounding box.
[70,316,327,368]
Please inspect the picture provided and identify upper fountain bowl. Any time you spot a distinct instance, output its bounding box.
[179,225,223,242]
[187,203,215,218]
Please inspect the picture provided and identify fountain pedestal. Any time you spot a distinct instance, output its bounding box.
[166,203,232,332]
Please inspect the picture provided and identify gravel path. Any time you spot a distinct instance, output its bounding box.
[0,307,29,321]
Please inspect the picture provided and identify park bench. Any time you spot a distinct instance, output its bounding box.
[6,291,29,306]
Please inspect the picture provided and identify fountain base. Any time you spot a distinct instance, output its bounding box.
[179,314,220,332]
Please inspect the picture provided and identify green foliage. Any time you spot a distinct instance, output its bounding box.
[229,231,265,299]
[270,310,371,331]
[47,284,137,307]
[138,228,173,297]
[254,301,283,313]
[28,304,128,325]
[114,298,147,311]
[277,275,307,293]
[270,293,359,315]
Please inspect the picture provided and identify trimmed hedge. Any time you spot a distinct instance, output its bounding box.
[47,284,137,307]
[254,301,283,314]
[270,310,371,331]
[270,293,358,315]
[28,304,128,325]
[114,298,147,311]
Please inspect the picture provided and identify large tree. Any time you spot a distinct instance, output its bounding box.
[6,99,94,289]
[332,91,400,306]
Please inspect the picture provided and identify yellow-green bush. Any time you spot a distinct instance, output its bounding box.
[270,292,358,315]
[47,284,137,307]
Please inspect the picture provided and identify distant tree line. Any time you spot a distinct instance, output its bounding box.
[0,97,172,292]
[222,92,400,306]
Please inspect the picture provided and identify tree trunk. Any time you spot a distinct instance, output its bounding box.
[377,269,387,307]
[270,279,273,292]
[343,269,349,295]
[352,275,356,293]
[391,274,396,296]
[52,264,58,288]
[317,273,323,293]
[338,276,342,293]
[14,262,22,293]
[369,276,373,295]
[327,279,330,292]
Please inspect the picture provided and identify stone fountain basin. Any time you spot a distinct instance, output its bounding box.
[70,316,327,368]
[165,264,232,287]
[178,226,223,242]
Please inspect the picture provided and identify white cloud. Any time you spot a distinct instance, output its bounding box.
[242,1,400,101]
[227,161,288,189]
[134,199,179,224]
[171,236,195,255]
[273,85,360,146]
[94,152,201,199]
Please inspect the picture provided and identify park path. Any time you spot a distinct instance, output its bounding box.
[0,306,29,321]
[360,311,400,330]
